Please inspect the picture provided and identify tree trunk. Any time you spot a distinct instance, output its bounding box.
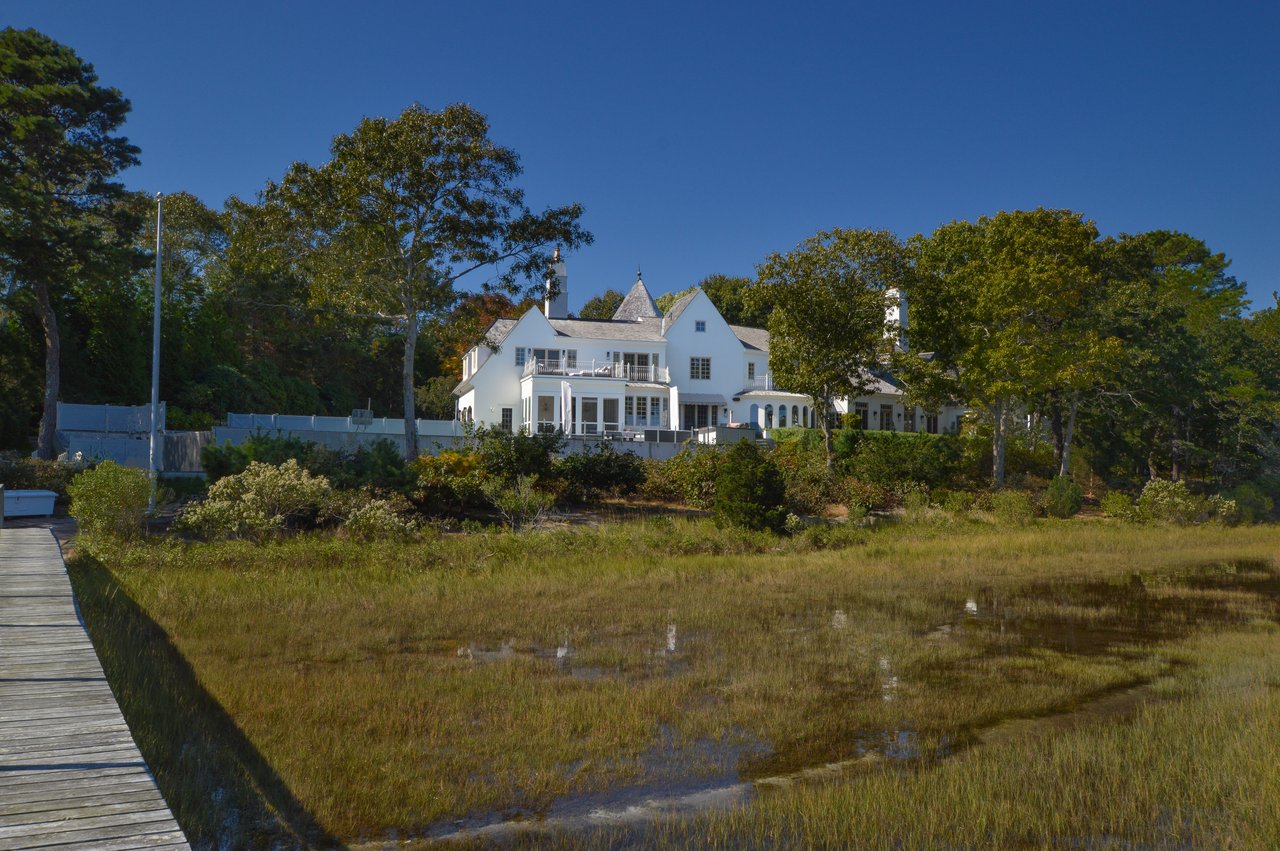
[1058,393,1078,478]
[35,280,60,461]
[402,308,420,460]
[991,398,1007,489]
[818,397,833,469]
[1048,389,1065,470]
[1147,452,1159,481]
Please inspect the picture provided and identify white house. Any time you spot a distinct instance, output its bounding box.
[453,252,964,438]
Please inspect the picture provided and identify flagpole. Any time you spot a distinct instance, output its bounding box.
[148,192,163,512]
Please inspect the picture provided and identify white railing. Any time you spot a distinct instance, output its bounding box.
[745,374,776,391]
[522,359,670,383]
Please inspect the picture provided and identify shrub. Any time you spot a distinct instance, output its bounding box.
[177,459,331,540]
[473,426,564,482]
[713,440,787,533]
[1043,475,1084,518]
[836,476,891,512]
[938,489,975,514]
[992,490,1035,526]
[341,499,417,541]
[640,446,723,508]
[329,438,413,493]
[554,444,646,503]
[835,431,970,491]
[1135,479,1203,525]
[411,450,489,514]
[482,474,555,530]
[1,451,87,501]
[67,462,151,545]
[771,438,836,515]
[1100,490,1136,521]
[1226,482,1274,524]
[201,434,340,483]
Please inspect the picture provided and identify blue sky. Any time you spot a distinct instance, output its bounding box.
[11,1,1279,313]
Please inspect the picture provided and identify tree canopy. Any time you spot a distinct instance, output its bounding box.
[0,27,143,457]
[248,103,591,457]
[755,229,907,463]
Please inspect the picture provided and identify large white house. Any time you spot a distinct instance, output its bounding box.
[454,251,964,438]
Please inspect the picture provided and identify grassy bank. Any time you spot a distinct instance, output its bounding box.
[71,519,1280,848]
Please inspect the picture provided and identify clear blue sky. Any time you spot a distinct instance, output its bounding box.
[11,1,1279,313]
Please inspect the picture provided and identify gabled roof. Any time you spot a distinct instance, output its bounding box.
[612,276,661,321]
[729,325,769,352]
[663,290,697,324]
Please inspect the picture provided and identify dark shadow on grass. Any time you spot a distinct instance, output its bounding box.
[68,551,344,850]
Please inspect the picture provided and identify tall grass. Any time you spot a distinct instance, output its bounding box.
[72,519,1280,847]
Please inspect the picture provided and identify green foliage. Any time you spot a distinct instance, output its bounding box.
[713,440,787,533]
[836,430,970,490]
[1044,476,1085,518]
[554,444,646,503]
[1226,482,1274,525]
[473,425,565,482]
[639,446,724,508]
[938,489,976,514]
[992,491,1036,526]
[256,102,591,457]
[835,476,893,512]
[176,460,331,540]
[329,439,413,493]
[1100,491,1136,520]
[410,450,489,515]
[1135,479,1204,525]
[482,474,555,531]
[771,437,836,514]
[340,498,417,542]
[757,229,908,458]
[576,288,626,320]
[202,434,340,483]
[67,462,150,546]
[0,451,85,499]
[1,28,145,459]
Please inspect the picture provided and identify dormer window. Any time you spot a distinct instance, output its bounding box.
[695,320,706,332]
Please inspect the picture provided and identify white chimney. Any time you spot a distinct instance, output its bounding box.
[886,287,908,351]
[544,246,569,319]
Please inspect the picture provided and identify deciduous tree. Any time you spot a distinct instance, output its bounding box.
[258,103,590,458]
[755,229,907,465]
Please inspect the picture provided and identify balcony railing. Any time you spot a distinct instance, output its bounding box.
[522,359,669,384]
[745,374,777,391]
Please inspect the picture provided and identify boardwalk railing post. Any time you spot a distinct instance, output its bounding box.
[0,483,5,530]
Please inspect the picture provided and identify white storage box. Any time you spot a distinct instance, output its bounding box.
[2,489,58,518]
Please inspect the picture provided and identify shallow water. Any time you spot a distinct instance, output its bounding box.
[415,559,1279,846]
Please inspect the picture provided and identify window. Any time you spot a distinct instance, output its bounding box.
[880,404,896,432]
[854,402,869,430]
[765,404,774,427]
[514,347,526,367]
[566,349,577,369]
[695,320,706,332]
[690,357,711,380]
[904,408,916,433]
[747,362,755,380]
[779,406,787,427]
[926,413,939,434]
[500,408,513,432]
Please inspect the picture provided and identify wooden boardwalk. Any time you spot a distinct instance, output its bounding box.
[0,527,189,850]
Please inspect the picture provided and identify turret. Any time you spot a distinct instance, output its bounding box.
[885,287,908,351]
[544,246,569,319]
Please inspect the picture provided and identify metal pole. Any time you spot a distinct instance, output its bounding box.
[148,192,163,512]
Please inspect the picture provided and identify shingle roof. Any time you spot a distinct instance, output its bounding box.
[612,277,662,321]
[549,317,667,342]
[729,325,769,352]
[663,290,697,324]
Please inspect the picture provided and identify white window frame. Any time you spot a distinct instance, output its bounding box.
[690,357,711,380]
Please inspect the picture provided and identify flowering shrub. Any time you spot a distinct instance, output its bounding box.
[342,499,417,541]
[177,459,330,540]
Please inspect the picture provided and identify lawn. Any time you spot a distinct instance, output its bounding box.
[71,518,1280,848]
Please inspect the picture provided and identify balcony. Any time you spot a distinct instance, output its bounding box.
[522,359,670,384]
[744,374,777,391]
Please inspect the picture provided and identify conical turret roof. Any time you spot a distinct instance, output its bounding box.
[612,273,661,321]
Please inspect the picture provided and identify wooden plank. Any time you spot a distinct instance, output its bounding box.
[0,528,189,849]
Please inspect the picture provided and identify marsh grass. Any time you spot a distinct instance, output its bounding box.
[72,519,1280,847]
